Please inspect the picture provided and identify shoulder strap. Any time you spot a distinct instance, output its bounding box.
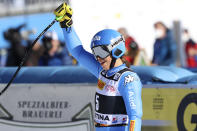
[100,68,133,81]
[113,68,133,81]
[117,68,133,74]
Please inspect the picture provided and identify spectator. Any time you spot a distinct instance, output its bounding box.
[133,49,151,66]
[118,27,139,66]
[3,24,26,66]
[38,31,73,66]
[183,29,197,68]
[0,49,7,67]
[20,28,44,66]
[152,21,177,66]
[26,41,44,66]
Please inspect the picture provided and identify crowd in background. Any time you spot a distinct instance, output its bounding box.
[0,21,197,68]
[0,24,76,67]
[117,21,197,68]
[183,29,197,67]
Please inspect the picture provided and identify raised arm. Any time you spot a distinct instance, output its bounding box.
[62,28,102,77]
[54,3,102,78]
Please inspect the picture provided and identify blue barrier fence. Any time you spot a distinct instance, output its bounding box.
[0,66,196,85]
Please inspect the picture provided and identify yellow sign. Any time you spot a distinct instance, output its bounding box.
[142,87,197,131]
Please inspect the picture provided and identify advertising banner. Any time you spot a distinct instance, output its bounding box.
[0,84,96,131]
[142,85,197,131]
[0,84,196,131]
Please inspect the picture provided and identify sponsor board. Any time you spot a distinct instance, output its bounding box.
[0,83,196,131]
[142,85,197,131]
[0,84,95,131]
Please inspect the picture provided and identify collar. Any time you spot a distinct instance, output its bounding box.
[105,64,126,77]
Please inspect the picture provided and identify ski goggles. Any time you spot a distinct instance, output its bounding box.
[91,36,124,59]
[92,45,110,59]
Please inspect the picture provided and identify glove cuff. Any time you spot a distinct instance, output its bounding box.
[60,19,73,28]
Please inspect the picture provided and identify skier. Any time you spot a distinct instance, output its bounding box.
[54,3,143,131]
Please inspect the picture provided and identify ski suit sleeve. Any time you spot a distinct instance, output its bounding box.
[118,72,143,131]
[62,27,102,78]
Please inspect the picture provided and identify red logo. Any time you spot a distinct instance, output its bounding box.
[112,117,118,123]
[122,117,127,122]
[105,85,115,93]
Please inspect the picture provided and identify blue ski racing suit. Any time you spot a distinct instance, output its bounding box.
[62,28,143,131]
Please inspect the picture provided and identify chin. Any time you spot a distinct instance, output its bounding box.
[102,66,109,71]
[101,63,110,70]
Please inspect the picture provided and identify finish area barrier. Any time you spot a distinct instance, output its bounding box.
[0,66,196,131]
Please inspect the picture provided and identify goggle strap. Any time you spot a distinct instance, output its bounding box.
[107,36,124,51]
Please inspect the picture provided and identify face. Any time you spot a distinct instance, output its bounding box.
[97,56,112,70]
[49,40,60,56]
[154,23,166,38]
[182,31,189,43]
[118,28,127,39]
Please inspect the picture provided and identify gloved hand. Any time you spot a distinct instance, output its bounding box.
[54,3,73,28]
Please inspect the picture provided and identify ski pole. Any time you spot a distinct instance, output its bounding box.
[0,19,57,96]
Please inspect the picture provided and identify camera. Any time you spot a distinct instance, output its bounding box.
[3,24,26,44]
[41,31,65,53]
[42,36,53,51]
